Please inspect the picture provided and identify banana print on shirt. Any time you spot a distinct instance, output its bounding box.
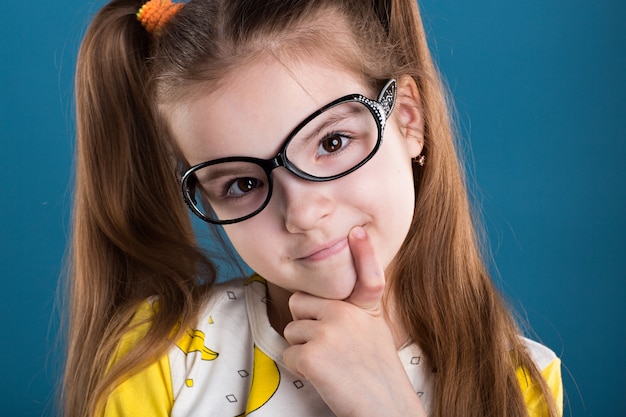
[176,328,219,361]
[237,346,281,416]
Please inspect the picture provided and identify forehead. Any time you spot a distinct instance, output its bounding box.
[168,54,371,165]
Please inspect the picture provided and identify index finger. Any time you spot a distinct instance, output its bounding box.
[344,226,385,311]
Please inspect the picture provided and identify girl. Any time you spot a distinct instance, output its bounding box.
[63,0,563,416]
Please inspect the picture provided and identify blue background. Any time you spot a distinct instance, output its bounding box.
[1,0,624,416]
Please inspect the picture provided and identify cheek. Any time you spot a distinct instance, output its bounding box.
[365,139,417,261]
[221,225,262,264]
[221,218,281,272]
[369,135,416,206]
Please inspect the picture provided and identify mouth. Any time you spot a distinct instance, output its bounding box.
[299,238,349,262]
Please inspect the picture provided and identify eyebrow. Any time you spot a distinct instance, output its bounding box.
[292,102,368,146]
[196,163,261,184]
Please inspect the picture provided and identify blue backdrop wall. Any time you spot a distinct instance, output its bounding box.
[1,1,624,416]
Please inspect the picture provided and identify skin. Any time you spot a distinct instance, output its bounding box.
[170,53,427,417]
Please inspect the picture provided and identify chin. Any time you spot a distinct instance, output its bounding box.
[309,266,358,300]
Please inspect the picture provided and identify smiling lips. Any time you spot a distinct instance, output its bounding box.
[300,238,349,262]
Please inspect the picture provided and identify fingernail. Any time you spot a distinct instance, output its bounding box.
[351,226,366,240]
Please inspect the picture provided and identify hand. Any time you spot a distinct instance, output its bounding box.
[282,227,426,417]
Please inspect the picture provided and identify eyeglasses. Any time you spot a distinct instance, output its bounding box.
[181,79,397,224]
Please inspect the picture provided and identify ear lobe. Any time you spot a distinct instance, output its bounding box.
[395,75,424,158]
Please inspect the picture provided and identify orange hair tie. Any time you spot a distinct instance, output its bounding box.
[137,0,183,34]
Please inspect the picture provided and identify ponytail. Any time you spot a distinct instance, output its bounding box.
[383,1,559,416]
[63,2,215,415]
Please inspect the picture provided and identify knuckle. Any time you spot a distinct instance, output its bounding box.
[282,321,295,342]
[297,345,323,375]
[282,347,302,376]
[288,291,304,316]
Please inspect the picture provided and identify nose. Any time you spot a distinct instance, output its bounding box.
[271,169,334,233]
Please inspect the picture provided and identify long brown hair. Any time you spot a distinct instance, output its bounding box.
[64,1,558,416]
[63,2,216,416]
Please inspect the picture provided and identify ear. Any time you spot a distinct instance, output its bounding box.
[394,75,424,159]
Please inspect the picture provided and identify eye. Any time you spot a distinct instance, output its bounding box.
[226,177,263,197]
[318,134,350,156]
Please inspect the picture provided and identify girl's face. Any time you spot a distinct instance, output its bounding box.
[170,53,423,300]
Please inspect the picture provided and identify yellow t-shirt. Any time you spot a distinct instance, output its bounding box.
[100,278,562,417]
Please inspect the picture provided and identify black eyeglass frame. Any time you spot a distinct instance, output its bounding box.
[181,78,397,225]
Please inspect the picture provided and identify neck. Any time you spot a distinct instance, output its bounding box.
[266,282,293,336]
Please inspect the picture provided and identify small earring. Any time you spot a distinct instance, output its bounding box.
[413,155,426,166]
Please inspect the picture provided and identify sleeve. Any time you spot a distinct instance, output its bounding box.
[99,301,175,417]
[516,357,563,417]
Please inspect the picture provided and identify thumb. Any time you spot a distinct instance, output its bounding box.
[345,226,385,312]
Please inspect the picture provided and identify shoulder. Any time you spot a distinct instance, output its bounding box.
[172,277,252,360]
[99,300,173,417]
[191,277,252,332]
[517,337,563,417]
[100,279,253,417]
[167,277,269,416]
[521,336,559,371]
[110,278,250,361]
